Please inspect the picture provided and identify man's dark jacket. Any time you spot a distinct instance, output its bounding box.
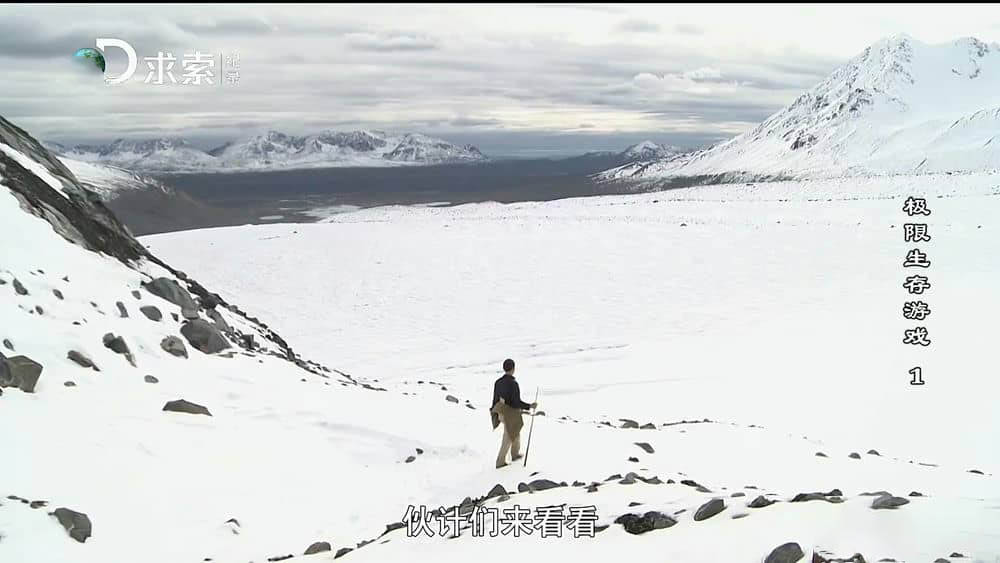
[491,373,532,429]
[492,373,532,411]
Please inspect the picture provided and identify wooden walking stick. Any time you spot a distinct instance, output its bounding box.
[523,387,539,468]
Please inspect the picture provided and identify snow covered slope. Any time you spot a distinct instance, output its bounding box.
[47,130,488,173]
[145,173,1000,562]
[603,35,1000,183]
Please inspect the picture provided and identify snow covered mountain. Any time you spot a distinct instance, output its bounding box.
[619,140,684,162]
[54,156,172,201]
[48,138,219,173]
[602,35,1000,183]
[48,130,488,173]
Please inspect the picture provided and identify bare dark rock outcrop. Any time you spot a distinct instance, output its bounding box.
[102,333,136,366]
[614,511,676,534]
[693,498,726,521]
[163,399,212,416]
[764,542,805,563]
[304,541,331,555]
[51,507,92,543]
[871,494,910,510]
[180,319,231,354]
[67,350,98,371]
[140,305,162,321]
[160,336,188,358]
[1,354,43,393]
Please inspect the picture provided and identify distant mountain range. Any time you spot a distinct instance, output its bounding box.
[45,133,685,178]
[601,34,1000,184]
[44,130,489,174]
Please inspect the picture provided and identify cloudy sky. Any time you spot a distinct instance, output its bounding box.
[3,3,1000,156]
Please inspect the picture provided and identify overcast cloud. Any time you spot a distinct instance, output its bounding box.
[2,4,1000,156]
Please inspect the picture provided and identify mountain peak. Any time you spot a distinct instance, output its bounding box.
[602,34,1000,182]
[620,141,682,161]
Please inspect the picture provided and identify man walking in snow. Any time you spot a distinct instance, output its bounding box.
[490,358,537,468]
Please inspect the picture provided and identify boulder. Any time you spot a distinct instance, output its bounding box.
[52,289,63,300]
[867,449,880,456]
[131,290,141,300]
[791,493,832,503]
[201,293,221,310]
[160,336,189,358]
[614,511,676,534]
[2,339,12,351]
[1,355,43,393]
[693,498,726,521]
[67,350,98,371]
[445,395,459,403]
[140,306,163,322]
[102,333,136,366]
[12,278,28,295]
[334,547,353,558]
[404,456,416,463]
[142,277,197,310]
[304,541,331,555]
[64,381,76,387]
[619,418,639,429]
[871,495,910,510]
[764,542,805,563]
[116,301,129,318]
[180,319,231,354]
[144,375,159,384]
[486,484,507,499]
[640,423,657,430]
[848,452,861,459]
[527,479,562,492]
[748,496,776,508]
[207,308,232,332]
[634,442,655,454]
[51,507,92,543]
[163,399,212,416]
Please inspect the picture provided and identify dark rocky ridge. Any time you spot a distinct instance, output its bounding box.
[0,115,345,383]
